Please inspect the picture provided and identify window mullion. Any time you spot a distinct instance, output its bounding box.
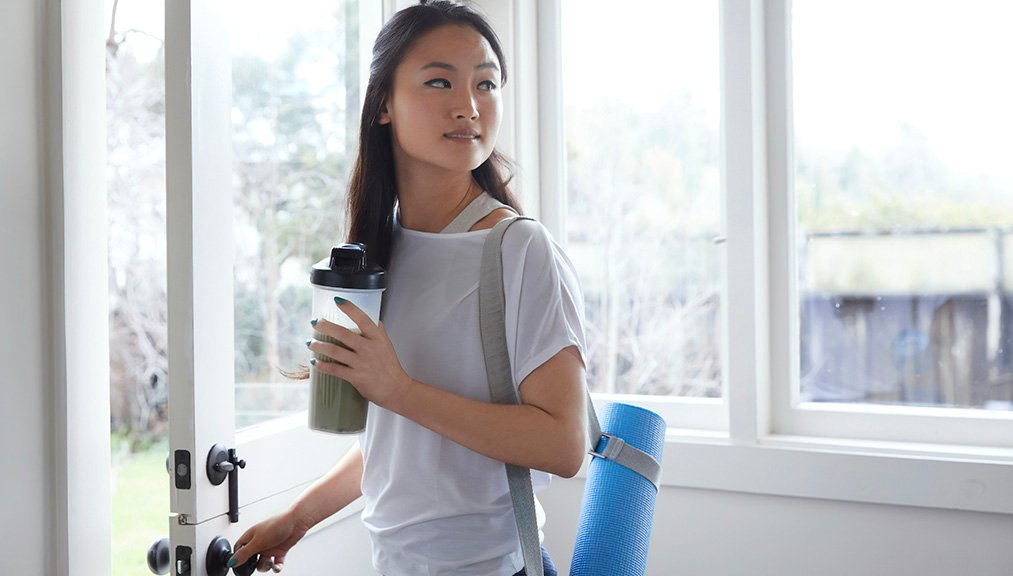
[766,0,796,436]
[721,0,770,444]
[536,0,565,240]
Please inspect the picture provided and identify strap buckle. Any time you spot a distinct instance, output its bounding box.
[589,433,626,461]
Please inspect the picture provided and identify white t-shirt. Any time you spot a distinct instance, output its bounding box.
[360,213,587,576]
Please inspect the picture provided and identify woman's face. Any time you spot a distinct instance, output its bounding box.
[379,24,502,176]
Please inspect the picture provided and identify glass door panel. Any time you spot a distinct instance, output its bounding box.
[225,0,362,430]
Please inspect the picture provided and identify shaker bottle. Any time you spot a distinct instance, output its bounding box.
[308,243,386,433]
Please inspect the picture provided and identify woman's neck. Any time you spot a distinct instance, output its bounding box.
[395,166,482,233]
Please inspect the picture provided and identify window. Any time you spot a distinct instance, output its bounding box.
[792,0,1013,413]
[560,0,723,401]
[549,0,1013,447]
[768,0,1013,446]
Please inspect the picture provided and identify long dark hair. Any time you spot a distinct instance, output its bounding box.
[346,0,522,268]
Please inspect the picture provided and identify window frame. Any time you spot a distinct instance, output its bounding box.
[767,0,1013,449]
[515,0,1013,512]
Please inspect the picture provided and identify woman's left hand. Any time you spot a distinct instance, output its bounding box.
[308,298,413,408]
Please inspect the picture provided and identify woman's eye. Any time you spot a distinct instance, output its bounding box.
[425,78,451,89]
[478,80,498,91]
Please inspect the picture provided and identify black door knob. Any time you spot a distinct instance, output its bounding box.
[206,536,260,576]
[146,537,170,575]
[232,553,261,576]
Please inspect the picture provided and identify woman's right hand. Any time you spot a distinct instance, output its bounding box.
[227,507,313,572]
[227,442,364,571]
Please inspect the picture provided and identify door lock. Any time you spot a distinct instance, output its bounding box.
[207,444,246,522]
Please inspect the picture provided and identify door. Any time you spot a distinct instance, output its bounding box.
[161,1,382,574]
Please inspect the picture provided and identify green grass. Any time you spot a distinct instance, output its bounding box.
[112,442,169,576]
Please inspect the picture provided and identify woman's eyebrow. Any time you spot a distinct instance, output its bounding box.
[420,61,500,72]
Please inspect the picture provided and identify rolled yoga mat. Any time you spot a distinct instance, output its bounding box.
[569,403,666,576]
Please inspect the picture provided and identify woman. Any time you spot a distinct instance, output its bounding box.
[229,2,587,574]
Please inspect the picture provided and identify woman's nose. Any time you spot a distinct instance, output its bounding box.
[452,89,480,120]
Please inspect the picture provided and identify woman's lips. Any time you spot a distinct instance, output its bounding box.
[444,129,480,141]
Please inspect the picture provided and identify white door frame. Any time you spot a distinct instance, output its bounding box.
[46,0,111,574]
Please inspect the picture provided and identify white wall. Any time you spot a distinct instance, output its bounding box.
[541,477,1013,576]
[0,1,51,575]
[295,514,374,575]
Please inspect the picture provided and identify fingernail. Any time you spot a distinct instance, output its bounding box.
[305,339,312,348]
[310,318,318,326]
[226,556,237,568]
[272,564,283,573]
[334,296,347,305]
[309,358,317,366]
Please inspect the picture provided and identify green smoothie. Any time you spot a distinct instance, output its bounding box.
[309,330,368,433]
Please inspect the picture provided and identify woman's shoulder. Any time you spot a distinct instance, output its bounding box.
[468,207,517,232]
[498,218,571,269]
[472,210,558,255]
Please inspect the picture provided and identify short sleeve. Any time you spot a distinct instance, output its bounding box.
[501,220,587,388]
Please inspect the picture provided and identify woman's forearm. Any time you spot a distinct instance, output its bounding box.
[383,351,588,477]
[387,383,586,477]
[286,442,364,529]
[309,307,589,477]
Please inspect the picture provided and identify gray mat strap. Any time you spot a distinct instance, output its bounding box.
[479,216,663,574]
[479,216,543,576]
[583,377,661,490]
[590,432,662,491]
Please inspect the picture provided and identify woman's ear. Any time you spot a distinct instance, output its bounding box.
[377,101,392,125]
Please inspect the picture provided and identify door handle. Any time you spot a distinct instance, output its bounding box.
[207,444,246,522]
[147,535,258,576]
[207,536,260,576]
[146,538,192,576]
[147,537,170,575]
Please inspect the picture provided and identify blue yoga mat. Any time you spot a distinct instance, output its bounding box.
[570,403,666,576]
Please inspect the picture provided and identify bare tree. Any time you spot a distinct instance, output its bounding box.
[106,0,169,448]
[566,96,722,397]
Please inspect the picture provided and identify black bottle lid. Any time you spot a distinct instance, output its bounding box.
[310,243,386,290]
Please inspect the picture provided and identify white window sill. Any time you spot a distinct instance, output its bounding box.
[608,431,1013,515]
[255,415,1013,524]
[312,434,1013,542]
[586,395,1013,514]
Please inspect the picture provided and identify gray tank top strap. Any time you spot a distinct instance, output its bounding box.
[440,191,515,234]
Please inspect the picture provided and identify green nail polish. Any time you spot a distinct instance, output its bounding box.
[334,296,347,305]
[310,318,318,326]
[227,557,237,568]
[310,358,317,366]
[305,339,312,348]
